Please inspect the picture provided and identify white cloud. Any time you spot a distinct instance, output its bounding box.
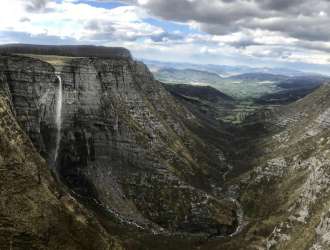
[0,0,163,42]
[1,0,330,69]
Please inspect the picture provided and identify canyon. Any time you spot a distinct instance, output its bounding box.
[0,45,330,250]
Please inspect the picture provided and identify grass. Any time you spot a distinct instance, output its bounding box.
[15,53,80,66]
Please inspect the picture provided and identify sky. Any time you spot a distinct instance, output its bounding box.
[1,0,330,73]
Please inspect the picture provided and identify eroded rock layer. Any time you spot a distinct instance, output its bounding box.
[0,53,237,238]
[3,46,329,250]
[0,85,123,250]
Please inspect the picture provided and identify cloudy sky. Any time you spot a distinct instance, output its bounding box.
[1,0,330,73]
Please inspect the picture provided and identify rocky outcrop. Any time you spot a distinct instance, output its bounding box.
[0,53,237,237]
[0,44,132,59]
[2,45,330,250]
[0,91,124,249]
[222,84,330,249]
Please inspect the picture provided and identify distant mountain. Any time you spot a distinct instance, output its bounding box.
[164,83,234,103]
[155,68,223,84]
[151,63,329,101]
[254,67,307,77]
[145,59,229,74]
[277,75,330,89]
[255,86,321,105]
[254,75,329,105]
[144,59,307,77]
[163,83,236,126]
[228,73,289,82]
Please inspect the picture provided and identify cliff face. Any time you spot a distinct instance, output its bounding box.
[2,46,330,250]
[0,44,132,59]
[0,53,237,237]
[217,84,330,250]
[0,87,123,249]
[163,83,236,128]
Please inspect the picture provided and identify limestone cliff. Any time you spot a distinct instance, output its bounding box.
[0,44,132,59]
[0,88,123,249]
[0,51,237,240]
[219,84,330,250]
[2,45,330,250]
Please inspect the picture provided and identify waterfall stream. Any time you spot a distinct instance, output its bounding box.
[54,73,63,162]
[229,198,245,237]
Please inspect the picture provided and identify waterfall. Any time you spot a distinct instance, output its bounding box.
[54,73,63,162]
